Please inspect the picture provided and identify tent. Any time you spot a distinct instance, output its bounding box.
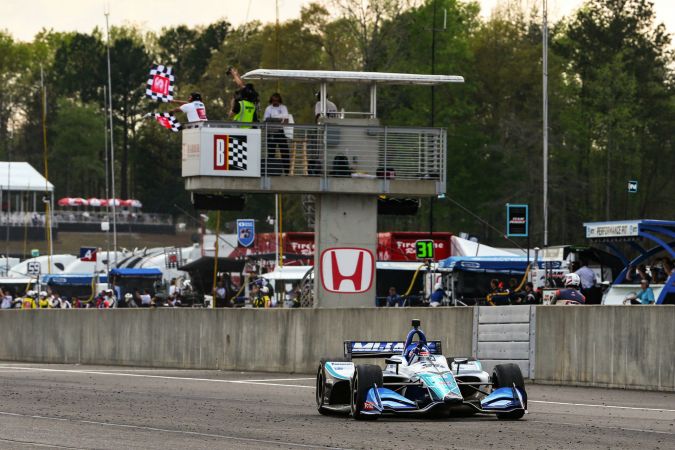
[0,162,54,192]
[450,236,520,257]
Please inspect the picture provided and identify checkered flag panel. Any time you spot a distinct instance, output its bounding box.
[153,113,181,132]
[146,64,175,102]
[227,136,248,170]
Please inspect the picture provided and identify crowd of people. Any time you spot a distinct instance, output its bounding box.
[0,280,187,310]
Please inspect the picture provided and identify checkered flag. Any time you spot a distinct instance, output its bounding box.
[228,136,248,170]
[152,113,181,132]
[146,64,175,102]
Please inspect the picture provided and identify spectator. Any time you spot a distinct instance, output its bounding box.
[124,293,138,308]
[250,284,263,308]
[524,282,539,304]
[429,283,445,307]
[140,289,152,307]
[314,92,338,122]
[0,289,12,309]
[626,264,651,283]
[663,258,674,277]
[575,259,597,292]
[487,279,510,306]
[228,67,258,124]
[264,93,291,174]
[386,286,404,307]
[214,281,227,308]
[508,278,525,304]
[623,279,655,305]
[22,291,37,309]
[38,291,50,308]
[50,291,63,308]
[60,296,72,309]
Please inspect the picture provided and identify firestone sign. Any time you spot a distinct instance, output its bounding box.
[320,248,375,294]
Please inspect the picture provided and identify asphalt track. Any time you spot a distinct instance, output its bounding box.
[0,364,673,449]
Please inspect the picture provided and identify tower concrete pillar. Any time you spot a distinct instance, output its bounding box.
[313,194,377,307]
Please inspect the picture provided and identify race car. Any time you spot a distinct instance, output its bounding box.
[316,319,527,420]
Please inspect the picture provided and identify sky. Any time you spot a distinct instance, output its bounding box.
[1,0,674,42]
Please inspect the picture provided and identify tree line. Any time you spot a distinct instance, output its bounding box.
[0,0,672,245]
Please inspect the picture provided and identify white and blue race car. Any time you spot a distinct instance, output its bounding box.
[316,319,527,420]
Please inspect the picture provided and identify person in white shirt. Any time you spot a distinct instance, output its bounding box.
[264,93,291,174]
[263,93,289,121]
[575,260,598,303]
[314,92,338,122]
[170,92,208,122]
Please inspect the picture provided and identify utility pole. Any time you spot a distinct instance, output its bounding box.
[542,0,549,247]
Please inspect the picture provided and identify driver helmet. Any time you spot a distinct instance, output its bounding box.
[564,273,581,288]
[407,344,432,364]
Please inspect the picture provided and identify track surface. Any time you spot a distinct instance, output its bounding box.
[0,363,673,449]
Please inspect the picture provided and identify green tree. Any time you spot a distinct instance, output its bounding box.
[50,98,105,197]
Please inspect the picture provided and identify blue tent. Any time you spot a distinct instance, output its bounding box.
[438,256,560,273]
[109,268,162,278]
[42,273,108,286]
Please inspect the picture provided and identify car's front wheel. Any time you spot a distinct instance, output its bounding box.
[492,363,526,420]
[350,364,382,420]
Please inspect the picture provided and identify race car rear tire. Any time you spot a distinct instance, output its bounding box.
[316,357,350,415]
[351,364,383,421]
[492,363,526,420]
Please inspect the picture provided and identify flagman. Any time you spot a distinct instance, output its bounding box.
[170,92,208,122]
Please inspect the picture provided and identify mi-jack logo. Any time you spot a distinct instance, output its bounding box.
[320,248,374,294]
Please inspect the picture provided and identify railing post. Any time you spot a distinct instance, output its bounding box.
[321,123,328,191]
[383,126,389,193]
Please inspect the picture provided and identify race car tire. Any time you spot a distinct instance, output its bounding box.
[351,364,383,421]
[492,363,526,420]
[316,357,351,415]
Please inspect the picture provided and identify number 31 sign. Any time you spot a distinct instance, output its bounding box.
[415,240,435,260]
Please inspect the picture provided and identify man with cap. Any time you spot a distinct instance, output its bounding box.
[170,92,208,123]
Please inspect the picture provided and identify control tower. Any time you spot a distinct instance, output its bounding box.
[182,69,463,307]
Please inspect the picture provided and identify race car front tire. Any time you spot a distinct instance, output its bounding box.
[351,364,383,420]
[492,363,526,420]
[316,357,350,415]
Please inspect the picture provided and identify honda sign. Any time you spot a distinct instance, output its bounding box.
[320,248,375,294]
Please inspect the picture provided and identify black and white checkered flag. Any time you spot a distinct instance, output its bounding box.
[152,113,181,132]
[146,64,175,102]
[228,136,248,170]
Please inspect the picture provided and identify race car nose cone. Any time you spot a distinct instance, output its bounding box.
[444,392,463,404]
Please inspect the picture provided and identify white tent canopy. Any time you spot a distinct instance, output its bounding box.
[242,69,464,85]
[450,236,519,257]
[0,162,54,192]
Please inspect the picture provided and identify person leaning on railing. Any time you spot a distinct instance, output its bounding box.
[227,67,258,125]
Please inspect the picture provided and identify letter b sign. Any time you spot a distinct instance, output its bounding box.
[213,135,228,170]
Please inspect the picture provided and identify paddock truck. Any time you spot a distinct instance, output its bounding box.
[316,319,527,420]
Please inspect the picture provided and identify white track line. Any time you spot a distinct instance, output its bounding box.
[3,366,673,414]
[529,400,675,413]
[0,366,314,389]
[0,411,350,449]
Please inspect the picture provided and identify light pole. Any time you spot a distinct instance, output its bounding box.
[542,0,549,247]
[105,8,118,265]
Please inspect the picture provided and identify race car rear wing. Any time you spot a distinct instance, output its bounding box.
[344,340,443,358]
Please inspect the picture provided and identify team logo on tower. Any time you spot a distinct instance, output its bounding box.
[213,134,248,171]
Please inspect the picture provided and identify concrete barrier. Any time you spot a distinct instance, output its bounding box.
[534,306,675,392]
[0,308,474,373]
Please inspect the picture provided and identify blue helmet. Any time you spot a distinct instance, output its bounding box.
[406,344,432,364]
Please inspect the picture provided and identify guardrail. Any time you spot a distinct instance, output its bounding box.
[184,121,447,185]
[0,212,173,227]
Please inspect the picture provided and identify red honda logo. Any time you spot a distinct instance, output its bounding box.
[320,248,374,294]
